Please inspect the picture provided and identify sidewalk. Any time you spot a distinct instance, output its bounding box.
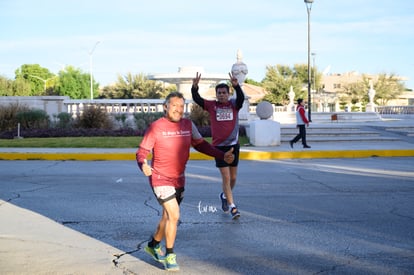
[0,201,144,275]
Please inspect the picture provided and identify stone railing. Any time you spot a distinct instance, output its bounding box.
[249,104,286,113]
[64,99,193,117]
[375,105,414,114]
[3,96,412,121]
[65,99,287,118]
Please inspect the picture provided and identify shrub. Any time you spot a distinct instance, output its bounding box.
[114,113,127,126]
[75,106,113,129]
[0,127,142,139]
[133,112,164,131]
[16,109,50,129]
[112,113,137,130]
[0,103,30,131]
[56,112,73,129]
[189,104,210,127]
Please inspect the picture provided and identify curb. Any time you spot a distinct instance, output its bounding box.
[1,149,414,161]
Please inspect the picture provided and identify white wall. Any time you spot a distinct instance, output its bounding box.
[0,96,70,117]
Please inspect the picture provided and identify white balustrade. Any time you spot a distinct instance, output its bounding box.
[64,99,181,117]
[376,106,414,114]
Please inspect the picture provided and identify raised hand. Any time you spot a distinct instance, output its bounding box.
[192,72,201,88]
[228,72,239,87]
[142,159,152,176]
[224,147,235,164]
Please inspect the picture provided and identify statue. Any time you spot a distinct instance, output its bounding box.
[288,86,296,112]
[366,79,376,112]
[231,49,248,85]
[230,49,249,121]
[368,79,376,104]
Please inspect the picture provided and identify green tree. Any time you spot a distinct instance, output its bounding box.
[262,65,303,105]
[245,78,262,86]
[12,78,32,96]
[0,74,32,96]
[100,73,166,99]
[55,66,95,99]
[15,64,54,96]
[292,64,308,84]
[341,74,405,107]
[372,73,405,106]
[0,75,13,96]
[341,80,366,107]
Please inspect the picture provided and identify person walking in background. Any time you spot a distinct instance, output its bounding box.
[290,98,311,149]
[191,72,244,220]
[136,91,234,271]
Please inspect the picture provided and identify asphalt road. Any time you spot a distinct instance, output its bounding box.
[1,158,414,274]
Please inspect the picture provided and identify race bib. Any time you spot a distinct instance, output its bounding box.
[216,108,233,121]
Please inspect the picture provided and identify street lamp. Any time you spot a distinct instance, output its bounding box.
[29,75,55,93]
[89,41,100,100]
[304,0,314,121]
[312,52,316,93]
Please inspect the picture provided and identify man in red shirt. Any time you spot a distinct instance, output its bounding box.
[191,72,244,219]
[289,98,311,149]
[136,91,234,271]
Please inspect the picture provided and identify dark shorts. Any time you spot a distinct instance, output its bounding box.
[215,143,240,168]
[152,186,185,205]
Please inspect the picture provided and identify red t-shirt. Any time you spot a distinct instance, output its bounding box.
[136,117,203,188]
[204,99,239,146]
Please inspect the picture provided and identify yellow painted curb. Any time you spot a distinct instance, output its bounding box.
[193,150,414,160]
[1,149,414,161]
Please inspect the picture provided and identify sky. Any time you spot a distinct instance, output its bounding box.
[1,0,414,89]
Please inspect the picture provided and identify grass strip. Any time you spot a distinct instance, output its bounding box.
[0,136,241,148]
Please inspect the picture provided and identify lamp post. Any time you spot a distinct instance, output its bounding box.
[89,41,100,100]
[304,0,314,121]
[312,52,316,93]
[311,52,318,111]
[29,75,55,93]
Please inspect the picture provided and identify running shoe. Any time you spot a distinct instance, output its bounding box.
[220,192,229,213]
[230,206,241,219]
[144,243,165,262]
[164,253,180,271]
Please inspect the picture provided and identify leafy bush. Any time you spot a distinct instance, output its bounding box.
[133,112,164,131]
[0,128,142,139]
[114,113,127,125]
[75,106,113,129]
[0,99,245,139]
[16,109,50,129]
[189,104,210,127]
[0,103,30,131]
[56,112,73,129]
